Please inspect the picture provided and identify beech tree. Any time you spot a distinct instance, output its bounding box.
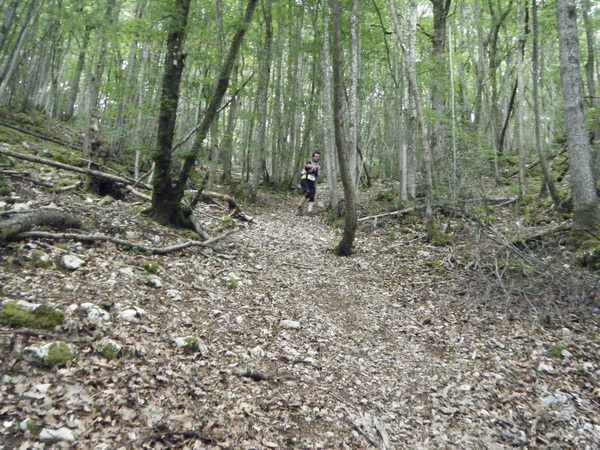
[556,0,600,238]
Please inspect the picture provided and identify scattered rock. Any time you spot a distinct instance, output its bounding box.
[61,254,84,270]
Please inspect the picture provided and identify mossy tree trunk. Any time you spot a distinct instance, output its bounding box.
[150,0,192,228]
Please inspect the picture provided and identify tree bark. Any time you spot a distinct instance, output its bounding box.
[150,0,193,227]
[330,0,357,256]
[556,0,600,236]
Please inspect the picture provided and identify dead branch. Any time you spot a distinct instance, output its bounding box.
[510,223,571,249]
[0,148,151,190]
[202,190,254,222]
[0,208,81,240]
[358,207,415,222]
[13,229,237,254]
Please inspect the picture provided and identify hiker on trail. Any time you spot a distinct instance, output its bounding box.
[296,152,321,216]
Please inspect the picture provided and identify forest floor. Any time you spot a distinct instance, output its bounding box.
[1,123,600,449]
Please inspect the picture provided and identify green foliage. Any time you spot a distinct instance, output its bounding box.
[100,342,120,361]
[180,229,201,241]
[430,231,453,247]
[574,240,600,271]
[44,342,76,367]
[546,345,567,359]
[182,337,200,354]
[30,249,54,269]
[227,275,239,290]
[141,260,160,274]
[0,301,65,329]
[24,419,43,436]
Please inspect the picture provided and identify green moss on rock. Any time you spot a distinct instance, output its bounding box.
[141,260,159,274]
[0,302,64,329]
[44,342,76,367]
[30,249,54,269]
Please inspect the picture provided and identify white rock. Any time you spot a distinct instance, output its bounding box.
[61,255,84,270]
[118,306,146,322]
[174,337,197,348]
[119,267,135,276]
[537,363,554,372]
[20,418,34,431]
[282,346,301,358]
[80,303,110,323]
[281,320,301,330]
[250,346,266,358]
[3,299,39,310]
[561,349,573,358]
[166,289,182,302]
[39,427,75,442]
[145,275,163,288]
[458,384,473,392]
[35,384,51,394]
[12,202,32,212]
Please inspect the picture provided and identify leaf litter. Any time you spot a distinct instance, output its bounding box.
[0,173,599,449]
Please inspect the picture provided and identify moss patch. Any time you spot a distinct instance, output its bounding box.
[30,249,54,269]
[141,260,159,274]
[44,342,76,367]
[0,302,64,329]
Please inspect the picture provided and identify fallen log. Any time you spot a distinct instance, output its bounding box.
[0,148,151,190]
[0,209,81,240]
[13,229,237,254]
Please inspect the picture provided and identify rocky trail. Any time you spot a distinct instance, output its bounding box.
[0,172,599,449]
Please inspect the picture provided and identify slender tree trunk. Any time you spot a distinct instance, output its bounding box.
[321,2,340,216]
[531,0,560,205]
[349,0,360,188]
[516,1,527,202]
[556,0,600,236]
[330,0,357,256]
[251,0,273,198]
[0,0,38,102]
[582,0,600,184]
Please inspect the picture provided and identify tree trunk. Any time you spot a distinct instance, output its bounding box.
[150,0,193,227]
[556,0,600,236]
[330,0,357,256]
[251,0,273,198]
[321,2,340,216]
[531,0,560,205]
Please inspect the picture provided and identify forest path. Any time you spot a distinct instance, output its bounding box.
[222,193,484,447]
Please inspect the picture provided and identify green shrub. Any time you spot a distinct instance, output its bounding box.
[0,302,64,329]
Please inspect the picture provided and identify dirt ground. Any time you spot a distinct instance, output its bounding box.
[1,171,599,449]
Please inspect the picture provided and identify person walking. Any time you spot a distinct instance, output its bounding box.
[296,152,321,215]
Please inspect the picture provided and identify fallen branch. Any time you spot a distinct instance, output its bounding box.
[0,209,81,240]
[13,229,237,254]
[0,148,151,190]
[358,207,415,222]
[202,190,254,222]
